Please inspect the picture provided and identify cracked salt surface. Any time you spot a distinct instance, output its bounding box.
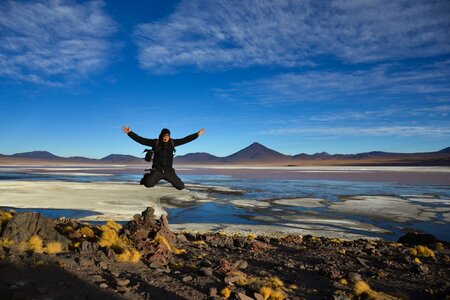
[329,195,450,223]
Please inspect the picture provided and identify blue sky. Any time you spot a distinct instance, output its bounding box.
[0,0,449,158]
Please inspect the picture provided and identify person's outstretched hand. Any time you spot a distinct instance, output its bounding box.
[122,126,131,134]
[198,128,205,136]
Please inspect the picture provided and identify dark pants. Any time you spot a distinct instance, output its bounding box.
[141,169,185,190]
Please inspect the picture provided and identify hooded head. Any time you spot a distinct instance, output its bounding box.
[159,128,171,142]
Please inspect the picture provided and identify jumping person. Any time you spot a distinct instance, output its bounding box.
[122,126,205,190]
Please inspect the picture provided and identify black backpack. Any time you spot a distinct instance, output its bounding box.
[143,139,175,162]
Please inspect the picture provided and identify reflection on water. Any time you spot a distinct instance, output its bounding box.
[1,172,449,241]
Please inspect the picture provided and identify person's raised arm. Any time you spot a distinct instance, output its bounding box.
[122,125,155,147]
[174,128,205,146]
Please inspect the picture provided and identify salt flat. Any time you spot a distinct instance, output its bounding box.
[0,180,390,239]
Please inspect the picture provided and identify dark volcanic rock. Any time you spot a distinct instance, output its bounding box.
[3,212,70,250]
[122,207,177,267]
[398,232,438,245]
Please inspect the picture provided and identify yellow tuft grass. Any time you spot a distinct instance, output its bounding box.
[269,288,287,300]
[63,226,74,233]
[173,248,186,255]
[103,220,122,232]
[436,242,444,251]
[171,262,184,270]
[329,238,343,244]
[116,248,142,263]
[0,238,14,248]
[409,245,435,258]
[260,287,272,300]
[192,240,206,246]
[152,234,185,254]
[259,286,287,300]
[268,276,284,288]
[98,225,126,251]
[377,271,386,279]
[247,233,258,240]
[337,248,346,255]
[79,226,95,239]
[236,274,249,286]
[1,211,14,222]
[228,271,250,286]
[221,287,231,299]
[28,235,44,253]
[44,241,63,254]
[354,280,372,295]
[354,280,401,300]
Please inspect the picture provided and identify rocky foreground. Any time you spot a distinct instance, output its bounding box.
[0,208,449,300]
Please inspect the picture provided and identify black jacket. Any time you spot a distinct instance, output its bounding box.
[128,131,198,172]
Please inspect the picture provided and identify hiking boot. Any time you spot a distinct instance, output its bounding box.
[140,173,149,185]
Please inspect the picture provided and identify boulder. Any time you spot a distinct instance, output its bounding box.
[3,212,70,250]
[398,232,438,246]
[122,207,177,267]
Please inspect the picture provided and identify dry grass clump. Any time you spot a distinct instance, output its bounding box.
[409,245,435,258]
[0,238,14,248]
[98,220,142,263]
[259,286,287,300]
[192,240,206,246]
[116,248,141,263]
[247,233,258,240]
[329,238,343,244]
[0,210,15,230]
[103,220,122,231]
[98,221,126,251]
[44,241,63,254]
[63,226,74,234]
[220,287,231,299]
[1,211,14,222]
[353,280,401,300]
[268,276,284,288]
[16,235,64,254]
[79,226,95,239]
[28,235,44,253]
[153,234,186,255]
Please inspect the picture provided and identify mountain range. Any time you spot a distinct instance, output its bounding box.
[1,143,450,166]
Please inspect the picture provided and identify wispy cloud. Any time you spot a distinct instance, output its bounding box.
[0,0,117,85]
[261,126,450,137]
[309,105,450,123]
[134,0,450,73]
[215,60,450,105]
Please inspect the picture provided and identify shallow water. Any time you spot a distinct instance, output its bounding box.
[1,171,449,241]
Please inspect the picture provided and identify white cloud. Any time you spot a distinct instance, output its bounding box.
[134,0,450,72]
[0,0,117,85]
[216,60,450,105]
[261,126,450,137]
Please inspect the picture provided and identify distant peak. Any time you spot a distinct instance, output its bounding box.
[247,142,266,148]
[438,146,450,153]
